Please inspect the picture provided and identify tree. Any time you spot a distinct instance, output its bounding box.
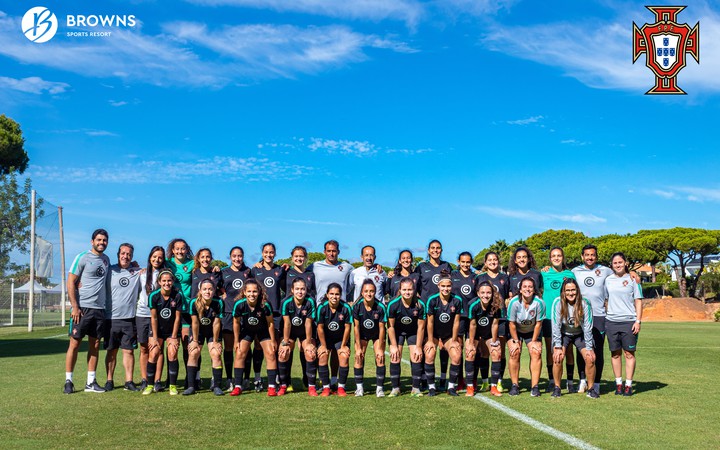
[596,234,658,273]
[0,170,34,276]
[525,229,588,267]
[0,115,29,174]
[473,239,512,270]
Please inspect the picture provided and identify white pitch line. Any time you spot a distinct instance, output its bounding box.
[389,351,601,450]
[639,346,720,349]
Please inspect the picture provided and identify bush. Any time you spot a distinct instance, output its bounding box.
[714,309,720,322]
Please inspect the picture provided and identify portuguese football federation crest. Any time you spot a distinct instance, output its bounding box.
[632,6,699,94]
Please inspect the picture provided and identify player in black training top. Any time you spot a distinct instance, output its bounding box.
[284,245,317,300]
[384,249,420,299]
[386,277,426,397]
[220,246,254,392]
[184,279,224,396]
[229,279,279,397]
[278,277,317,396]
[474,251,511,393]
[450,251,476,391]
[465,281,503,397]
[315,282,352,397]
[144,270,182,396]
[352,279,388,397]
[424,272,463,396]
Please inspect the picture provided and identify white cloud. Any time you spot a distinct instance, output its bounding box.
[650,186,720,202]
[651,189,676,199]
[0,14,414,88]
[506,115,543,125]
[560,139,589,146]
[308,138,377,156]
[30,156,313,184]
[481,5,718,93]
[0,76,70,94]
[85,130,118,137]
[185,0,424,25]
[476,206,607,224]
[284,219,348,226]
[108,100,128,107]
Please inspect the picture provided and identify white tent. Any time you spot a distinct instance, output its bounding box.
[14,280,63,294]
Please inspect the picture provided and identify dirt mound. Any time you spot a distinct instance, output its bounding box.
[642,297,716,322]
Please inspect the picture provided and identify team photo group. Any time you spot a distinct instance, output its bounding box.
[63,228,643,400]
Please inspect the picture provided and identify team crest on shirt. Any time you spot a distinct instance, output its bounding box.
[595,269,601,276]
[500,279,505,285]
[338,266,344,272]
[338,314,344,321]
[373,312,379,319]
[412,310,418,317]
[301,310,307,316]
[623,280,629,287]
[183,266,189,272]
[401,316,412,325]
[450,306,456,313]
[375,276,380,282]
[160,308,172,319]
[529,310,536,318]
[292,317,303,326]
[439,313,451,323]
[328,321,340,331]
[363,319,375,329]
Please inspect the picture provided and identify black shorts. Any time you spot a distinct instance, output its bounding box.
[68,307,105,340]
[516,331,536,345]
[606,321,638,352]
[458,317,468,338]
[593,315,606,334]
[325,339,345,351]
[195,330,217,345]
[241,327,271,343]
[136,316,151,344]
[497,319,509,339]
[273,315,283,332]
[104,318,137,351]
[542,319,553,338]
[396,334,417,346]
[360,332,381,342]
[181,313,192,328]
[562,334,589,352]
[222,315,234,334]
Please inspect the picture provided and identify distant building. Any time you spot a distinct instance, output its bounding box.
[671,255,720,281]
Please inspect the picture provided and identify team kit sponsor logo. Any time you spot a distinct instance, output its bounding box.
[22,6,137,42]
[632,6,699,94]
[119,277,130,287]
[160,308,172,319]
[232,279,244,290]
[95,266,106,277]
[584,277,595,287]
[200,317,211,326]
[479,317,489,327]
[431,274,440,285]
[438,313,451,323]
[291,317,303,327]
[264,277,275,288]
[363,319,375,329]
[550,280,562,290]
[327,321,340,331]
[247,317,259,326]
[460,284,472,296]
[400,316,413,325]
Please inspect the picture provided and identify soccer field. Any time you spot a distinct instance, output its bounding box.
[1,322,718,449]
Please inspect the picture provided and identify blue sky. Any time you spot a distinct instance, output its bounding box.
[2,0,719,274]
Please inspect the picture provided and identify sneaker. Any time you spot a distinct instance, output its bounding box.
[230,387,242,396]
[376,388,385,398]
[410,388,423,397]
[277,385,287,396]
[355,386,364,397]
[623,385,633,397]
[531,385,541,397]
[545,380,553,393]
[254,380,264,393]
[388,388,401,397]
[308,386,318,397]
[337,387,347,397]
[437,379,447,392]
[427,388,437,397]
[182,387,196,396]
[615,384,623,395]
[85,381,106,393]
[465,386,475,397]
[104,381,114,392]
[593,383,601,395]
[321,387,332,397]
[142,385,153,395]
[169,385,178,395]
[496,380,504,393]
[153,381,163,393]
[587,389,599,399]
[124,381,140,392]
[267,386,277,397]
[490,385,502,397]
[480,382,490,392]
[242,379,251,391]
[225,379,234,392]
[64,380,74,394]
[447,388,458,396]
[551,386,562,398]
[567,381,577,394]
[286,385,295,393]
[213,386,225,396]
[140,379,148,391]
[508,384,520,396]
[578,379,587,393]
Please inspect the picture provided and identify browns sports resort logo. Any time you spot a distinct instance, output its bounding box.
[632,6,699,95]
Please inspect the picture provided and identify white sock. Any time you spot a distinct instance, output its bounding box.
[323,384,330,389]
[331,376,337,385]
[491,383,496,387]
[87,371,96,385]
[625,379,632,387]
[448,382,456,389]
[376,386,383,392]
[616,377,623,385]
[66,372,73,382]
[338,383,345,388]
[428,383,436,389]
[498,378,503,384]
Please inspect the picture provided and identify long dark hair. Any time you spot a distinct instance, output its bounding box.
[559,278,585,326]
[476,280,503,315]
[145,246,167,295]
[507,247,537,275]
[394,249,414,276]
[167,238,193,261]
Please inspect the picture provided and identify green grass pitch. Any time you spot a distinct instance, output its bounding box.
[0,322,718,449]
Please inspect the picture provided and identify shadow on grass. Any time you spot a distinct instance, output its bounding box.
[0,337,79,358]
[631,380,668,393]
